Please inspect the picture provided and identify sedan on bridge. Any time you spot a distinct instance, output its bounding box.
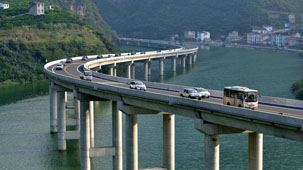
[82,56,88,61]
[80,71,93,81]
[180,88,201,100]
[66,57,73,63]
[55,63,64,70]
[129,81,146,91]
[194,88,211,98]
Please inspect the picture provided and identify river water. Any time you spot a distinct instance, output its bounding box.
[0,46,302,170]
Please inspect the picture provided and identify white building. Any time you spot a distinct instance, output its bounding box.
[247,32,269,45]
[184,31,195,39]
[252,27,268,34]
[0,2,9,9]
[196,31,210,41]
[263,25,273,32]
[29,2,45,15]
[226,31,240,42]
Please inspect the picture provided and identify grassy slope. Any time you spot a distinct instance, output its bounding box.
[0,1,118,85]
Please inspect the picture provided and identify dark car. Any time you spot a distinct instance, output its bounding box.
[97,55,103,59]
[114,53,121,57]
[130,52,136,55]
[66,57,73,63]
[108,55,113,58]
[140,51,145,54]
[82,56,88,61]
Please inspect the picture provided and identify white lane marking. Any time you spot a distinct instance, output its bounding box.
[52,66,55,73]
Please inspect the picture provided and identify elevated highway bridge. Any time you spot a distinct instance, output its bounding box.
[45,38,303,170]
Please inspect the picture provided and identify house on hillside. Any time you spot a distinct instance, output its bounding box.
[184,31,195,39]
[285,37,298,47]
[45,5,53,10]
[263,25,273,32]
[247,32,269,45]
[196,31,210,42]
[0,2,9,9]
[29,2,44,15]
[226,31,241,42]
[252,26,268,34]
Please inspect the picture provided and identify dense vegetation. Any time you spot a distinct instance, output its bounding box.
[0,0,118,86]
[94,0,303,39]
[291,79,303,100]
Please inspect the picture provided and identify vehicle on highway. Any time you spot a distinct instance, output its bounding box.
[114,53,121,57]
[108,55,113,58]
[180,88,201,100]
[56,63,64,70]
[140,51,145,54]
[66,57,73,63]
[223,86,259,109]
[194,88,211,98]
[82,56,88,61]
[129,81,146,91]
[97,55,103,59]
[80,71,93,81]
[130,52,136,55]
[59,61,66,66]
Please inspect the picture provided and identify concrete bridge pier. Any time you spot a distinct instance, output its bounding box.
[193,54,197,63]
[181,56,186,69]
[126,62,132,79]
[109,66,114,76]
[248,132,263,170]
[163,114,175,170]
[89,101,95,148]
[148,61,152,77]
[188,54,193,65]
[126,113,138,170]
[57,88,67,151]
[160,58,164,76]
[132,63,135,79]
[171,56,177,72]
[80,97,91,170]
[144,60,149,81]
[195,120,251,170]
[49,82,58,133]
[112,101,123,170]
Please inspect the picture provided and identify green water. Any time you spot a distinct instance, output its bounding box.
[0,46,302,170]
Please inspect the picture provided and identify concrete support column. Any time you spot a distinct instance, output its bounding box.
[80,100,91,170]
[109,66,114,76]
[126,114,138,170]
[75,98,81,131]
[114,67,117,77]
[144,61,149,81]
[204,134,219,170]
[182,56,186,69]
[89,101,95,148]
[148,62,152,76]
[171,57,176,72]
[178,57,182,65]
[163,114,175,170]
[248,132,263,170]
[112,101,123,170]
[57,90,66,151]
[131,63,135,79]
[50,85,58,133]
[126,63,132,79]
[159,58,164,76]
[193,54,197,63]
[188,55,193,65]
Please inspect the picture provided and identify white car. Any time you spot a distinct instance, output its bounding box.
[194,88,211,98]
[180,88,201,100]
[80,71,93,81]
[129,81,146,91]
[56,63,64,70]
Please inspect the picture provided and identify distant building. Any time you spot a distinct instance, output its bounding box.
[226,31,240,42]
[184,31,195,39]
[29,2,44,15]
[285,37,298,47]
[0,2,9,9]
[45,5,53,10]
[252,26,268,34]
[196,31,210,41]
[263,25,273,32]
[247,32,269,45]
[271,34,289,47]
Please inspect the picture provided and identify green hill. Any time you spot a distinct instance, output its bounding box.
[93,0,303,39]
[0,0,118,86]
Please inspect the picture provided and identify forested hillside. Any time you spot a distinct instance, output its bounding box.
[0,0,118,86]
[94,0,303,39]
